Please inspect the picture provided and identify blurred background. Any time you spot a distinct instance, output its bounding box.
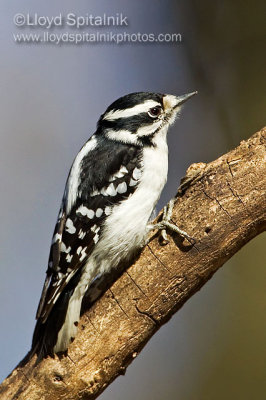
[0,1,265,399]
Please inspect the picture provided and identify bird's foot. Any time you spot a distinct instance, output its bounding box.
[149,199,196,245]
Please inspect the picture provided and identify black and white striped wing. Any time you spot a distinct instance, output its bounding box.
[36,137,142,322]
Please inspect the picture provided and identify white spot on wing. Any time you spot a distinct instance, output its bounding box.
[113,171,123,179]
[93,233,99,244]
[78,229,86,239]
[91,224,98,232]
[61,242,71,253]
[66,254,73,263]
[96,208,103,218]
[65,218,76,234]
[91,224,100,233]
[76,205,95,219]
[103,183,117,197]
[120,166,128,174]
[109,165,129,181]
[52,233,62,244]
[129,178,137,187]
[133,168,142,180]
[79,247,87,261]
[117,182,127,194]
[104,206,112,215]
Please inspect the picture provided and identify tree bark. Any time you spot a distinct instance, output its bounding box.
[1,127,265,400]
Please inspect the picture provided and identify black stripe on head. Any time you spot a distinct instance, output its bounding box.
[97,92,164,128]
[99,112,156,132]
[105,92,164,113]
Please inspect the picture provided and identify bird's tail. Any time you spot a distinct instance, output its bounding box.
[28,267,121,363]
[30,268,85,362]
[31,287,73,362]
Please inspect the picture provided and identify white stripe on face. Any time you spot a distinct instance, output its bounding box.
[106,129,139,145]
[103,100,161,121]
[135,120,162,137]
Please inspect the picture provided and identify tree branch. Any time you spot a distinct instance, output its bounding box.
[1,127,265,400]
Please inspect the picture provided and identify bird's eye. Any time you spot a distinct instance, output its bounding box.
[148,106,162,119]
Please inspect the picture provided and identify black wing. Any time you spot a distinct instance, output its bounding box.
[36,136,142,322]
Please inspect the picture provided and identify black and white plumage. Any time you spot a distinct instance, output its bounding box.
[32,91,197,359]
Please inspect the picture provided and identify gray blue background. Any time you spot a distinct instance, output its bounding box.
[0,1,265,399]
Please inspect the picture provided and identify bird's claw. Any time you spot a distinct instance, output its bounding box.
[150,199,196,245]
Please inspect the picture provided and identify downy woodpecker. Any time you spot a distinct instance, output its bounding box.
[32,91,197,359]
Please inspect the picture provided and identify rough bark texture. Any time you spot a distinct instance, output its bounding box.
[1,128,265,400]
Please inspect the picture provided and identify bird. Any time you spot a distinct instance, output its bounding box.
[31,90,197,360]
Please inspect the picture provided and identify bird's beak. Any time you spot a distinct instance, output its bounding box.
[173,91,198,108]
[163,91,198,112]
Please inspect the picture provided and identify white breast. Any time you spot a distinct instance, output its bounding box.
[93,126,169,272]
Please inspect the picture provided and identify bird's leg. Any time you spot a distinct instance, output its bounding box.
[149,198,196,245]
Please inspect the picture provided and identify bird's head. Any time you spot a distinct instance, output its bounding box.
[97,91,197,146]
